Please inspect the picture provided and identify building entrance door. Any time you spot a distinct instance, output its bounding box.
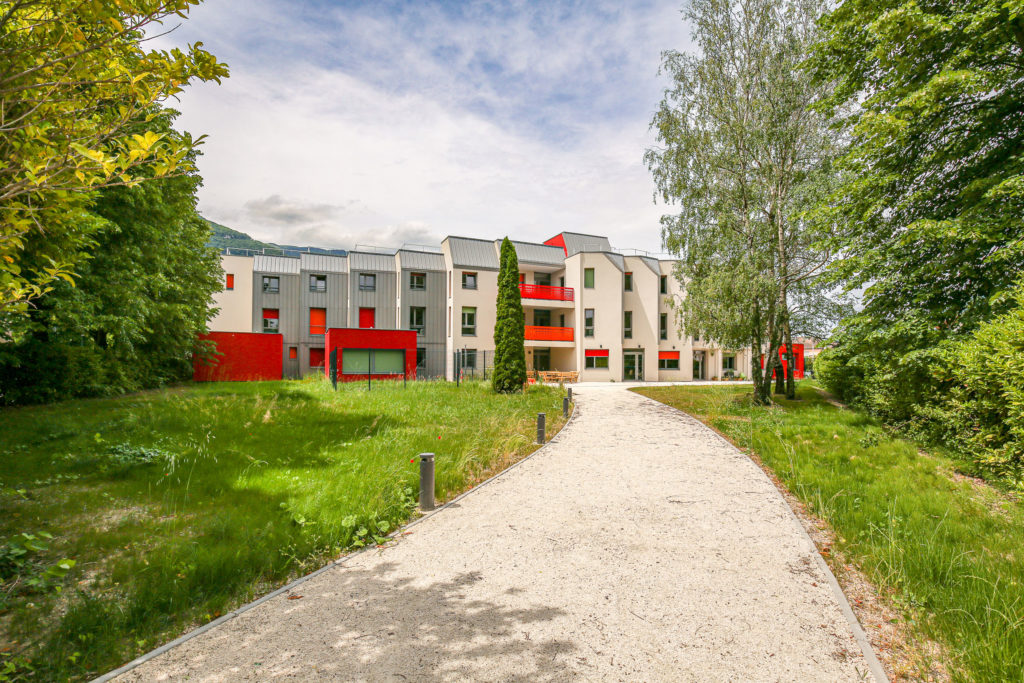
[533,348,551,372]
[623,351,644,381]
[693,350,706,380]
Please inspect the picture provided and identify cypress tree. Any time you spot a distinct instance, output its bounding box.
[492,237,526,393]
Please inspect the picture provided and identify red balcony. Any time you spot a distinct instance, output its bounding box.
[519,283,574,301]
[524,325,574,342]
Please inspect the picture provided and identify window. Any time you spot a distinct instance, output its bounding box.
[624,272,633,291]
[534,272,551,286]
[660,313,668,340]
[309,274,326,292]
[309,348,325,368]
[461,349,477,369]
[358,273,376,291]
[409,272,426,290]
[309,307,326,335]
[462,271,477,289]
[585,350,609,369]
[584,268,595,288]
[584,308,595,337]
[342,349,405,374]
[623,311,632,339]
[358,307,375,329]
[660,275,668,295]
[416,347,427,370]
[518,273,525,284]
[410,306,425,334]
[659,357,680,370]
[225,273,234,290]
[262,276,279,293]
[288,346,297,359]
[461,306,477,336]
[722,353,736,377]
[262,308,279,333]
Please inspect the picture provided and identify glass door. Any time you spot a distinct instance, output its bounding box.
[533,348,551,371]
[623,351,644,381]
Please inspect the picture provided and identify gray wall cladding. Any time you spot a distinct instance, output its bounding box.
[446,237,499,270]
[252,269,301,378]
[398,266,446,379]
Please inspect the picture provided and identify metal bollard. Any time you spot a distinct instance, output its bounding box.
[537,413,546,444]
[419,453,435,511]
[567,387,572,401]
[563,396,569,417]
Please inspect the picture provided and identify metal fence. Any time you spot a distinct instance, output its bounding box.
[453,349,492,385]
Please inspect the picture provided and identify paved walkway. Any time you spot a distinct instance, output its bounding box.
[118,386,881,682]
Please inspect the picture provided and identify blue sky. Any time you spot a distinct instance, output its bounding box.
[159,0,693,252]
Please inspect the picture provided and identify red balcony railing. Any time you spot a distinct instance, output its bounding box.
[519,283,574,301]
[524,325,574,342]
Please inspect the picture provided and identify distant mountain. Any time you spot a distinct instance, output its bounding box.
[205,219,347,256]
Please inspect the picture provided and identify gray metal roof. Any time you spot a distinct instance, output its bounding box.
[253,255,301,274]
[446,237,499,270]
[397,249,446,271]
[300,253,348,273]
[604,252,625,271]
[639,256,661,276]
[561,232,612,256]
[503,240,566,266]
[348,251,397,273]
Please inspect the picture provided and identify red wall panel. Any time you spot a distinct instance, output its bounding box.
[760,343,805,380]
[194,332,283,382]
[324,327,417,383]
[543,233,568,256]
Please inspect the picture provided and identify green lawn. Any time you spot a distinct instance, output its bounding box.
[634,382,1024,682]
[0,378,568,680]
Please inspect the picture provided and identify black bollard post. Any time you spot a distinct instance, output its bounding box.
[567,387,572,402]
[563,396,569,417]
[419,453,435,511]
[537,413,546,444]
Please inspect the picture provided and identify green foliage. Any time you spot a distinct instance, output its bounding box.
[638,383,1024,681]
[0,126,222,404]
[205,219,279,252]
[0,0,227,319]
[492,237,526,393]
[0,379,567,679]
[808,0,1024,330]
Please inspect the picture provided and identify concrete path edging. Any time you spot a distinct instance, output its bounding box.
[91,400,578,683]
[631,390,888,683]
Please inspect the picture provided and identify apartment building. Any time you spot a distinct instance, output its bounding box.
[209,232,754,382]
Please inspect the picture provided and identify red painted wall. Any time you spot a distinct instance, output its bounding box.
[194,332,283,382]
[324,328,418,383]
[543,233,568,256]
[760,343,805,380]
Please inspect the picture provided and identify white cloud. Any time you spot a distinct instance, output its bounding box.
[157,0,693,254]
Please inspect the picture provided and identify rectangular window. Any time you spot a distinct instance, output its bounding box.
[309,307,326,335]
[660,275,668,295]
[309,348,325,368]
[358,273,376,291]
[409,272,426,290]
[309,274,327,292]
[659,351,680,370]
[225,273,234,290]
[461,349,477,369]
[660,313,668,340]
[262,308,279,333]
[342,349,370,374]
[584,308,595,338]
[461,306,477,336]
[534,272,551,286]
[410,306,425,334]
[623,311,632,339]
[722,353,736,377]
[288,346,297,359]
[262,275,279,293]
[585,350,609,369]
[358,307,375,329]
[518,273,525,284]
[462,271,478,289]
[416,347,427,369]
[624,272,633,291]
[584,268,595,288]
[342,349,405,375]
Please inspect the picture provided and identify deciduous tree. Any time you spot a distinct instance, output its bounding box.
[0,0,227,324]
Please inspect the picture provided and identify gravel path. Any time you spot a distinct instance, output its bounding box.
[115,385,882,682]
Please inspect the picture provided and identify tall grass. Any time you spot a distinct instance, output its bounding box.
[635,383,1024,682]
[0,378,567,680]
